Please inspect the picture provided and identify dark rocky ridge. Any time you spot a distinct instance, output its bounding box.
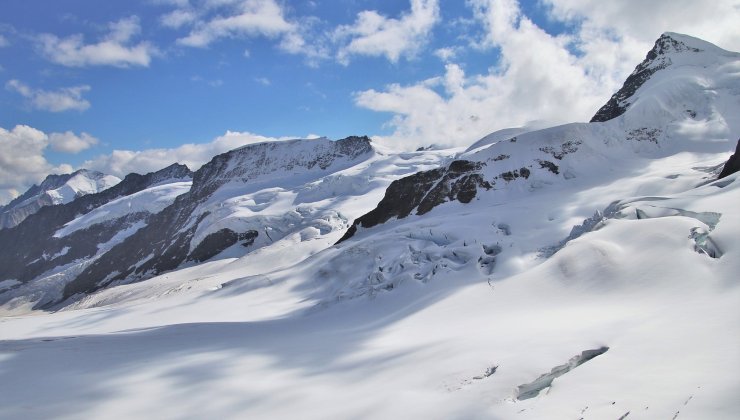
[591,33,701,123]
[0,163,193,292]
[337,160,492,243]
[718,139,740,179]
[62,136,373,302]
[189,229,259,263]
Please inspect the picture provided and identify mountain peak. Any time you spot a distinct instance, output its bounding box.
[0,169,121,229]
[590,32,734,123]
[650,32,703,58]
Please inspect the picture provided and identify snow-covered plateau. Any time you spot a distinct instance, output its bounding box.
[0,33,739,419]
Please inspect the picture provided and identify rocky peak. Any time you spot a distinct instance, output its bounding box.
[147,163,193,185]
[591,32,705,123]
[0,169,122,229]
[2,172,79,211]
[647,32,703,59]
[192,136,373,199]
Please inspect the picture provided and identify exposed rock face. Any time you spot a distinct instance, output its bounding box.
[591,33,701,123]
[0,164,193,299]
[718,139,740,179]
[63,136,374,301]
[0,170,120,229]
[337,160,492,243]
[189,229,259,263]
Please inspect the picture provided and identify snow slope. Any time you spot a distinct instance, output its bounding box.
[0,33,738,419]
[53,181,193,238]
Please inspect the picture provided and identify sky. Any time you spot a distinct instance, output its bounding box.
[1,0,739,204]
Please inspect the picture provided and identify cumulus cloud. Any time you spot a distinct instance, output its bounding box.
[83,131,319,178]
[161,9,198,29]
[176,0,296,47]
[334,0,440,64]
[6,80,91,112]
[37,16,158,67]
[0,125,77,205]
[166,0,329,64]
[49,132,99,153]
[354,0,740,150]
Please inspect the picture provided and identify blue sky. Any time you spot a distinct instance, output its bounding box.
[1,0,738,203]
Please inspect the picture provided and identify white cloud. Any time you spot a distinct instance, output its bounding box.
[166,0,329,65]
[49,132,99,153]
[6,80,91,112]
[254,77,271,86]
[161,9,198,29]
[37,16,158,68]
[433,46,459,62]
[334,0,440,64]
[0,125,77,205]
[0,34,9,47]
[176,0,295,47]
[543,0,740,52]
[354,0,740,150]
[83,131,318,178]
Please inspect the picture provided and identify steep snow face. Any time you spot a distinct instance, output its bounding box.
[54,182,193,238]
[592,32,740,126]
[0,170,121,229]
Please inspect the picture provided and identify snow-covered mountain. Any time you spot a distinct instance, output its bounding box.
[0,169,120,229]
[0,136,455,311]
[0,163,193,312]
[0,33,739,419]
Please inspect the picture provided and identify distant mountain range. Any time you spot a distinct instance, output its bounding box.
[0,169,120,229]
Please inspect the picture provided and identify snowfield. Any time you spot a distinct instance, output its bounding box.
[0,33,739,419]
